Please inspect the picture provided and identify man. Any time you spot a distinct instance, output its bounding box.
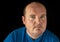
[4,2,59,42]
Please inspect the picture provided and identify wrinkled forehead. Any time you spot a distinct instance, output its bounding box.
[25,2,47,16]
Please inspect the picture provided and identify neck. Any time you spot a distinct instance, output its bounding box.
[26,30,42,39]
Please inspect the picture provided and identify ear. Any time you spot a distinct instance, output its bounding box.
[22,16,25,24]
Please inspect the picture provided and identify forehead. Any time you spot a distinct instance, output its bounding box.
[25,2,46,16]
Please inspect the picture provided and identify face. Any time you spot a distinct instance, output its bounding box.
[22,5,47,36]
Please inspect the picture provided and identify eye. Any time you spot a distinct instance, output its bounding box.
[40,14,46,19]
[30,15,35,19]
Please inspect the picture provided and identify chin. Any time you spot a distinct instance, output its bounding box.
[35,29,44,34]
[34,28,41,31]
[33,31,42,36]
[34,29,41,33]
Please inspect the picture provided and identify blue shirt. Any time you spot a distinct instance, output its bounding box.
[4,27,60,42]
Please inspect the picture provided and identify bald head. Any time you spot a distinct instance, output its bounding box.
[23,2,46,16]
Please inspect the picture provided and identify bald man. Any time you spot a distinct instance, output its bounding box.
[4,2,59,42]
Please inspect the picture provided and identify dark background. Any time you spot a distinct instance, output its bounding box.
[0,0,60,41]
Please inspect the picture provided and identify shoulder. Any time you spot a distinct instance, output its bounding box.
[14,26,26,33]
[45,30,58,38]
[4,26,26,42]
[43,29,59,42]
[9,26,26,35]
[10,26,26,37]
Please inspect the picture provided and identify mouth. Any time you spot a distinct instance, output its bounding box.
[33,26,42,30]
[35,25,42,28]
[34,27,41,32]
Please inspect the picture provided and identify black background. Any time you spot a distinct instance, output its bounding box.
[0,0,60,41]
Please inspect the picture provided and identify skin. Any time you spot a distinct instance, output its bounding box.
[22,2,47,39]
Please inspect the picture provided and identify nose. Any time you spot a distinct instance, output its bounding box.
[35,18,40,24]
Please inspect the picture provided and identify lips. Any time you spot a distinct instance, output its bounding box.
[33,24,42,30]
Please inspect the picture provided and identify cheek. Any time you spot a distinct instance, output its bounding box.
[42,19,47,28]
[42,18,47,23]
[25,19,34,32]
[27,18,34,24]
[43,20,47,24]
[25,18,34,28]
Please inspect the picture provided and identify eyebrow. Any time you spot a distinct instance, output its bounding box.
[30,14,36,16]
[41,14,46,16]
[29,14,46,17]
